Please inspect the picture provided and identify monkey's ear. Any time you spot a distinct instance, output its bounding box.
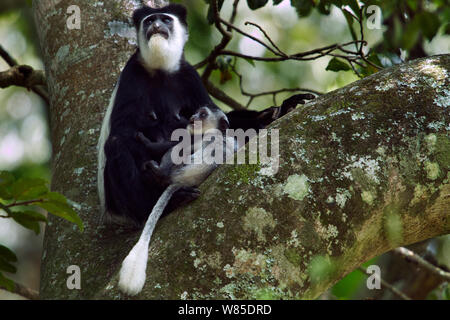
[219,117,230,132]
[169,4,188,25]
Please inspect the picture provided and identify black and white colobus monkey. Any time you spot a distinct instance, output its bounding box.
[98,3,218,225]
[119,106,234,295]
[98,2,313,226]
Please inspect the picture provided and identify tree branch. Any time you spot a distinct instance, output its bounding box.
[0,45,19,66]
[204,79,246,110]
[0,45,49,104]
[393,247,450,281]
[357,267,412,300]
[200,0,232,81]
[230,62,321,107]
[0,65,46,89]
[0,282,40,300]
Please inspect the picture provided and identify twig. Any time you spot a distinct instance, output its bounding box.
[220,40,366,63]
[5,199,44,208]
[0,203,13,217]
[393,247,450,281]
[205,80,245,110]
[200,0,233,80]
[230,63,321,107]
[0,282,40,300]
[244,21,285,56]
[0,45,19,66]
[357,267,412,300]
[228,0,240,28]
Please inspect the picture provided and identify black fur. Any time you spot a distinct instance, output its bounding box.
[132,4,187,29]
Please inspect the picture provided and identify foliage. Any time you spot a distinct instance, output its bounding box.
[0,170,82,292]
[202,0,448,79]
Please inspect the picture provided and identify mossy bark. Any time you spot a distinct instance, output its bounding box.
[34,0,450,300]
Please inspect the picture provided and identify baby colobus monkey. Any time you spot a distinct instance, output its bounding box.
[118,106,234,296]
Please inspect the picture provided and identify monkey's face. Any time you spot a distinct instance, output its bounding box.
[188,107,210,135]
[135,7,188,72]
[142,14,173,41]
[188,107,229,135]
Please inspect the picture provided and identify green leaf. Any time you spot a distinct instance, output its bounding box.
[0,257,17,274]
[41,191,66,202]
[11,178,48,201]
[247,0,269,10]
[0,272,15,292]
[13,218,41,235]
[0,245,17,263]
[11,210,47,222]
[0,171,15,200]
[244,58,256,67]
[326,58,351,72]
[10,211,47,235]
[36,194,83,232]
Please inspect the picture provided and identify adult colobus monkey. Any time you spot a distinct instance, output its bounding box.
[98,2,313,226]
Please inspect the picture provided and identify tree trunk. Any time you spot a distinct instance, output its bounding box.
[33,0,450,299]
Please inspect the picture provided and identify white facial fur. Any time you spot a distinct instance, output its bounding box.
[138,13,188,73]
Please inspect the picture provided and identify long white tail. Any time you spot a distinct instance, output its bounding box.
[118,184,179,295]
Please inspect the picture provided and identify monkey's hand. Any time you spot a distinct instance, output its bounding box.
[257,93,316,125]
[135,132,178,159]
[280,93,316,116]
[135,131,153,147]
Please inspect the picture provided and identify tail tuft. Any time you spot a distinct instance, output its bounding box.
[118,239,149,296]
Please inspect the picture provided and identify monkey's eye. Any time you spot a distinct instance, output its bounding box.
[163,17,172,24]
[144,17,155,25]
[199,112,207,119]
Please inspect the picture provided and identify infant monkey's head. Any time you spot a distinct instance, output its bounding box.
[187,106,229,135]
